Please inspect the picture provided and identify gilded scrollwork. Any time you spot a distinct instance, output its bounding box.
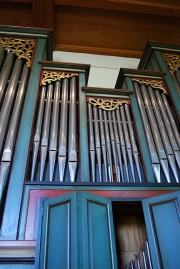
[0,37,36,68]
[41,71,79,85]
[132,78,168,94]
[88,98,129,111]
[164,53,180,75]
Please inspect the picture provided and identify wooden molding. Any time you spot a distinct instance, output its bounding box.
[0,0,180,57]
[54,44,142,58]
[32,0,54,28]
[54,0,180,18]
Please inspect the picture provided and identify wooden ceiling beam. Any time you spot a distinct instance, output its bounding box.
[54,0,180,18]
[32,0,54,28]
[54,5,180,58]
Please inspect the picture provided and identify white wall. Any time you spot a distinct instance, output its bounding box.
[53,51,140,88]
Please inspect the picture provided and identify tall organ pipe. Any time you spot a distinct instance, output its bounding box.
[120,105,135,182]
[0,59,22,154]
[108,111,121,182]
[147,86,179,182]
[88,103,96,182]
[161,93,180,148]
[93,106,102,182]
[49,81,60,181]
[134,82,161,183]
[0,52,14,107]
[68,76,77,182]
[155,90,180,168]
[112,110,124,181]
[141,82,170,183]
[140,84,170,183]
[2,65,29,162]
[40,84,53,181]
[58,78,68,182]
[99,108,108,182]
[103,110,113,182]
[124,104,142,182]
[116,109,130,182]
[31,86,46,181]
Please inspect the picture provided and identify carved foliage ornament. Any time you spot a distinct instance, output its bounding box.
[0,37,36,68]
[132,78,168,94]
[164,53,180,76]
[88,98,129,111]
[41,71,79,85]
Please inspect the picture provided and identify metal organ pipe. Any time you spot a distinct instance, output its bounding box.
[116,109,130,182]
[88,103,96,182]
[108,110,121,182]
[2,65,29,162]
[68,76,78,182]
[103,109,113,182]
[112,110,124,181]
[31,86,46,181]
[93,106,102,182]
[49,81,60,181]
[0,51,14,107]
[140,84,170,182]
[124,104,142,182]
[161,93,180,148]
[147,85,179,182]
[0,64,29,201]
[133,82,161,183]
[155,90,180,168]
[99,108,108,182]
[0,58,22,153]
[120,105,136,182]
[58,78,68,182]
[40,84,53,181]
[87,100,143,183]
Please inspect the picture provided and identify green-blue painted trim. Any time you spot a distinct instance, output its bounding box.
[79,73,90,182]
[154,51,180,117]
[142,191,180,269]
[18,186,31,240]
[23,183,180,194]
[127,77,155,183]
[0,38,47,240]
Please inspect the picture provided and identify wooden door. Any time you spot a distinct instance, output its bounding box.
[142,191,180,269]
[36,191,118,269]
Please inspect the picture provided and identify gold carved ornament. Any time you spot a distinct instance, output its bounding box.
[0,37,36,68]
[132,78,168,94]
[164,53,180,76]
[88,98,129,111]
[41,71,79,85]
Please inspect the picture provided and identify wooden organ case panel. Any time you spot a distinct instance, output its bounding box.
[0,26,53,241]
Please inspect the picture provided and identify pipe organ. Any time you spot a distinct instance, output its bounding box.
[0,36,36,204]
[29,71,79,182]
[0,26,179,269]
[87,97,144,183]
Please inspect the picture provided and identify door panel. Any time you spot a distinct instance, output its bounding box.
[36,191,118,269]
[142,191,180,269]
[80,192,118,269]
[36,192,78,269]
